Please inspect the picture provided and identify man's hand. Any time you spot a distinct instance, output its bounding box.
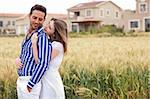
[27,86,32,93]
[15,58,23,69]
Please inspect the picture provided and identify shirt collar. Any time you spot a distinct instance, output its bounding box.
[38,27,44,32]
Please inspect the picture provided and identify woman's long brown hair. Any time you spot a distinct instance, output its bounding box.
[50,18,68,53]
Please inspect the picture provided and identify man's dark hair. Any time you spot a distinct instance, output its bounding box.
[29,4,47,19]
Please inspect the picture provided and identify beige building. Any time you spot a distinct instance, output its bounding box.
[15,13,67,35]
[0,13,23,34]
[67,1,122,32]
[122,0,150,32]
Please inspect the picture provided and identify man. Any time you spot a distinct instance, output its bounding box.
[16,4,52,99]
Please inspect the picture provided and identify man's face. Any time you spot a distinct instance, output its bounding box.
[29,10,45,31]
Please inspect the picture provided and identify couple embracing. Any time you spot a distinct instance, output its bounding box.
[15,4,68,99]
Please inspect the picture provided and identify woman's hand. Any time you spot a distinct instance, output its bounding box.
[31,32,39,64]
[15,57,23,69]
[31,33,38,44]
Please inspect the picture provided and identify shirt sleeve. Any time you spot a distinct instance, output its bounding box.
[52,41,63,52]
[27,33,52,88]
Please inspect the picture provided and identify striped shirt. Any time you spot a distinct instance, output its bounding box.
[18,28,52,88]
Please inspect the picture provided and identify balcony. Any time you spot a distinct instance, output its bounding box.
[71,16,100,23]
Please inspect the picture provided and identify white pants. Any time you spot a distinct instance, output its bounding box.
[17,76,41,99]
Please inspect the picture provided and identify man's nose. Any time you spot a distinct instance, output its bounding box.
[35,19,40,24]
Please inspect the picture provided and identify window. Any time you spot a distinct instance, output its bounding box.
[74,12,80,16]
[106,9,110,16]
[139,3,147,13]
[86,10,92,17]
[0,21,3,27]
[99,9,104,17]
[7,21,10,25]
[145,18,150,32]
[72,25,77,32]
[140,4,146,11]
[115,12,119,18]
[130,21,138,28]
[12,21,15,26]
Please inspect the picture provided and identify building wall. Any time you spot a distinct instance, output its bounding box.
[123,0,150,32]
[136,0,150,15]
[68,1,123,33]
[15,15,29,35]
[0,17,17,34]
[96,2,122,27]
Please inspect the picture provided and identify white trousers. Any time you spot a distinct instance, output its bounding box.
[17,76,41,99]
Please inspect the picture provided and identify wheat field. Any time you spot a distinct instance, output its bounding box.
[0,36,150,99]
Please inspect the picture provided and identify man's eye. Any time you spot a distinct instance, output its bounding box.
[39,18,43,21]
[32,16,37,19]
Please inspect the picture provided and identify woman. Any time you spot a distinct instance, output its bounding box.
[16,18,68,99]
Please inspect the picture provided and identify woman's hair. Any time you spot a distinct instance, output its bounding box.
[50,18,68,53]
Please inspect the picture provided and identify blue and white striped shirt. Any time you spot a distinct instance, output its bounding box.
[18,28,52,88]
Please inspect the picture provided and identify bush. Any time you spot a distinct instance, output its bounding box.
[19,33,25,37]
[98,25,124,35]
[69,24,124,36]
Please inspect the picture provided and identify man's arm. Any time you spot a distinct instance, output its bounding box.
[27,34,52,89]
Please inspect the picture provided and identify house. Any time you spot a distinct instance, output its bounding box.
[122,0,150,32]
[15,13,67,35]
[67,1,123,32]
[0,13,23,34]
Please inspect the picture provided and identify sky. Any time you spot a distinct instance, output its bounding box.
[0,0,136,14]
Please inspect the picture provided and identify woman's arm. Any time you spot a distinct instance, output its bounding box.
[31,33,39,64]
[31,33,59,62]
